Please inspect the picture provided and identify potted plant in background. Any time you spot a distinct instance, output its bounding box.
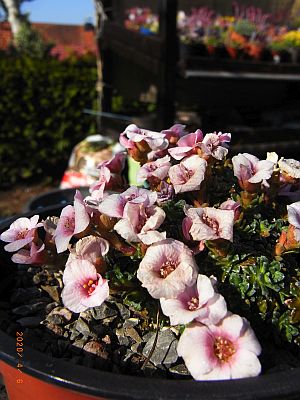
[278,30,300,63]
[0,124,300,399]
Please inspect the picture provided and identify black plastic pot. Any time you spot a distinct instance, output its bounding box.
[0,209,300,400]
[23,187,90,212]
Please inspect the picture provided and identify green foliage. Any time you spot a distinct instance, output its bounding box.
[106,253,154,313]
[0,54,97,186]
[15,23,53,58]
[234,19,257,37]
[161,199,186,240]
[201,187,300,347]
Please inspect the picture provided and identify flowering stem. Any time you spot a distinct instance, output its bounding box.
[141,304,160,370]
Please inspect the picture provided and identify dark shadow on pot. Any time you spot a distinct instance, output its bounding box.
[23,187,90,213]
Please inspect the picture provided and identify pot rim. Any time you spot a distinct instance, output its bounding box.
[0,330,300,400]
[0,208,300,400]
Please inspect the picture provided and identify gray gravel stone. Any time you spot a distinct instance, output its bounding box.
[12,302,46,316]
[83,340,109,359]
[115,302,131,320]
[169,364,190,376]
[91,303,118,320]
[116,328,130,346]
[48,307,72,322]
[45,302,59,314]
[41,285,61,302]
[10,287,41,304]
[74,318,91,336]
[125,326,142,343]
[73,338,88,350]
[123,317,139,328]
[16,316,43,328]
[142,329,178,368]
[47,314,65,325]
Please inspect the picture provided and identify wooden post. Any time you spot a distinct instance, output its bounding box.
[101,0,113,114]
[157,0,178,130]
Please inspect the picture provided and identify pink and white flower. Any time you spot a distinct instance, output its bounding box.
[54,190,90,253]
[168,129,203,160]
[11,241,46,265]
[182,215,205,255]
[100,152,127,174]
[87,154,127,204]
[114,203,166,245]
[98,186,157,218]
[278,158,300,183]
[136,155,171,184]
[177,314,262,380]
[161,124,186,143]
[120,124,168,151]
[168,155,207,194]
[160,274,227,325]
[156,181,175,204]
[62,259,109,313]
[89,165,111,202]
[137,239,198,299]
[67,235,109,267]
[220,199,241,221]
[287,201,300,242]
[0,215,42,252]
[232,153,275,191]
[184,206,234,242]
[200,132,231,160]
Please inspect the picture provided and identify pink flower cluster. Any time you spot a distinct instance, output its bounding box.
[4,123,285,382]
[136,239,261,380]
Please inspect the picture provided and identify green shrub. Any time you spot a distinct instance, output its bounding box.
[0,55,97,187]
[15,23,54,59]
[234,19,257,38]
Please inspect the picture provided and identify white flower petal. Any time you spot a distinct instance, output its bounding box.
[218,313,245,341]
[230,349,261,379]
[138,230,166,245]
[63,259,97,285]
[237,323,262,355]
[177,323,216,378]
[201,364,231,380]
[287,201,300,229]
[197,274,215,306]
[198,294,227,325]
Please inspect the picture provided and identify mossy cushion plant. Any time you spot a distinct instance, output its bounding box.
[1,124,299,380]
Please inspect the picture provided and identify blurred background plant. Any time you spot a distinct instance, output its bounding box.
[14,21,53,57]
[0,55,97,187]
[123,2,300,62]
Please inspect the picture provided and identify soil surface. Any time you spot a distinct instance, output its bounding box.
[0,183,58,218]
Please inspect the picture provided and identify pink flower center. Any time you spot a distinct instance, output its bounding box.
[213,336,236,363]
[206,138,219,152]
[148,163,158,172]
[125,193,137,201]
[17,228,29,239]
[182,165,194,182]
[159,259,178,278]
[82,279,98,295]
[187,297,199,311]
[63,217,75,233]
[202,213,219,233]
